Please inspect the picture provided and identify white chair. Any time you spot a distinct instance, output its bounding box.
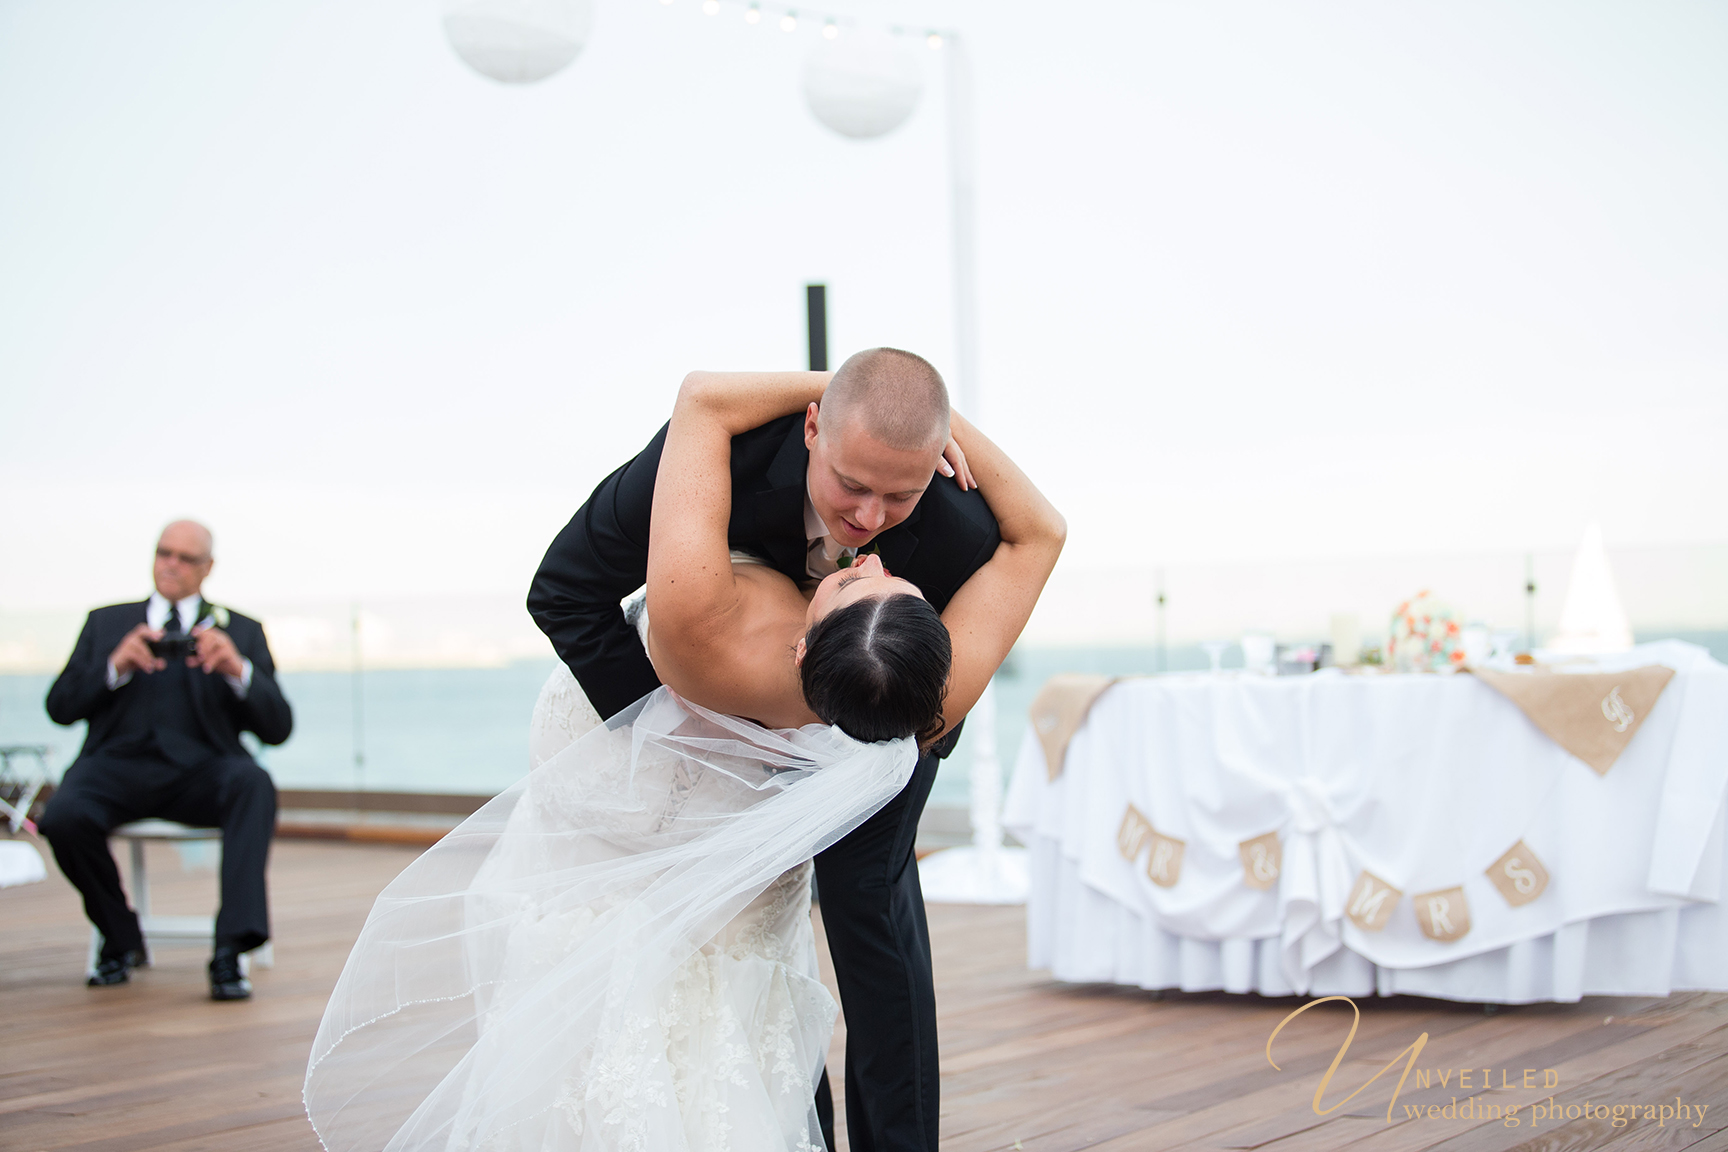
[0,745,51,834]
[86,819,274,976]
[0,839,47,888]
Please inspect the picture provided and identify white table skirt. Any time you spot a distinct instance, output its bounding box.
[1024,835,1728,1002]
[1004,641,1728,1003]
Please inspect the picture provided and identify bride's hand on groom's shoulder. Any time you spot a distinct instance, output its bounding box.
[938,432,975,491]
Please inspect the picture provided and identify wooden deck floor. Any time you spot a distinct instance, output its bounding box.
[3,837,1726,1151]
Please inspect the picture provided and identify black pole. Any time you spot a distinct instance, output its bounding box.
[1155,569,1167,673]
[1525,553,1537,653]
[806,284,828,371]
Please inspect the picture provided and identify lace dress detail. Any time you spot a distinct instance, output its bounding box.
[528,663,602,770]
[524,665,830,1151]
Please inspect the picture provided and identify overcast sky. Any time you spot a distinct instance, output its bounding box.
[3,0,1725,616]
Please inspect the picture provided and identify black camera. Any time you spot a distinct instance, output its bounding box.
[149,634,200,662]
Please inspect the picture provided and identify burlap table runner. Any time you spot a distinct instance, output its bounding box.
[1028,673,1118,780]
[1470,665,1676,775]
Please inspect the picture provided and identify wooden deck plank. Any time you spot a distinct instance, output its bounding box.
[4,836,1727,1151]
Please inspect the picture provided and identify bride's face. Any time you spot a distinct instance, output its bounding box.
[803,554,924,629]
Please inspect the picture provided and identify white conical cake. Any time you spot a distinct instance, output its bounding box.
[1548,522,1633,653]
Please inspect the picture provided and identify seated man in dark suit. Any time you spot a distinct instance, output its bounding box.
[40,520,293,1000]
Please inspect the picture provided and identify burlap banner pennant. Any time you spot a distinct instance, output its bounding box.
[1117,804,1154,861]
[1029,673,1118,780]
[1471,665,1676,776]
[1146,830,1185,888]
[1413,886,1471,942]
[1346,870,1401,932]
[1239,831,1282,891]
[1485,840,1550,907]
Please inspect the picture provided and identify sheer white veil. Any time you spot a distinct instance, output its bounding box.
[304,687,916,1151]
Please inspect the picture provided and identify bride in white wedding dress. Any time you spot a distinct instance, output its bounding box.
[303,369,1064,1151]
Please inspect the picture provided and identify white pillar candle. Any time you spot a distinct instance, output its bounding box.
[1330,613,1361,667]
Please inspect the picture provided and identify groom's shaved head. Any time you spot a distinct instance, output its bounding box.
[803,347,952,551]
[819,348,950,451]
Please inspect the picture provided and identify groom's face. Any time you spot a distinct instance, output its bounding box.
[803,403,943,549]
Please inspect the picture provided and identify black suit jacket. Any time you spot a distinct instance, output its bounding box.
[46,600,294,760]
[528,413,1002,729]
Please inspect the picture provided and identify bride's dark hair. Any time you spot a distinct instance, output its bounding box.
[800,593,951,745]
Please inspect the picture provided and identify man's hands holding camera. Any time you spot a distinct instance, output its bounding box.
[110,623,246,680]
[110,624,165,678]
[189,626,246,679]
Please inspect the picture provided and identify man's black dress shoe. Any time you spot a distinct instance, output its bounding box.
[209,946,252,1001]
[87,948,146,987]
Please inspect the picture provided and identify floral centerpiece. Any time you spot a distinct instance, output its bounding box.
[1387,590,1465,673]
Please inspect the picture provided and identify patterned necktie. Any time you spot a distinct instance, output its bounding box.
[162,602,184,636]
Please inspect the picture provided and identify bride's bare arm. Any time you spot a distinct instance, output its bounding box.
[931,414,1065,742]
[679,371,831,437]
[645,372,830,660]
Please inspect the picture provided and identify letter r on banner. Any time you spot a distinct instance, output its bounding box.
[1413,886,1472,942]
[1146,832,1185,888]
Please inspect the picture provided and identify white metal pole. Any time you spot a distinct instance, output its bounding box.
[946,34,1003,873]
[947,33,979,420]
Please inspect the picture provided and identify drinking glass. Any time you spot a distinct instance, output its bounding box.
[1200,641,1229,674]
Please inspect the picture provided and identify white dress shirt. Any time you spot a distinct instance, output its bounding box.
[804,487,857,581]
[106,591,253,697]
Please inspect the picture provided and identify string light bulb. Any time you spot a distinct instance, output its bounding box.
[926,31,943,49]
[780,11,797,31]
[744,3,760,22]
[822,19,838,39]
[702,0,719,12]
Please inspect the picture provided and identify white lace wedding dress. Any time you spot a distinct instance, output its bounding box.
[305,599,915,1152]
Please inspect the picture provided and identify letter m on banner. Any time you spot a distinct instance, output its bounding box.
[1117,804,1153,861]
[1346,871,1401,932]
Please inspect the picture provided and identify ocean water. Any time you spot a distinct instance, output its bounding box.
[5,632,1724,808]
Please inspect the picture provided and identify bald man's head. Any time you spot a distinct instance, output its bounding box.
[818,348,951,453]
[802,348,952,552]
[154,520,215,602]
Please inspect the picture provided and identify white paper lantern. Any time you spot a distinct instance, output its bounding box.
[802,31,923,140]
[443,0,594,84]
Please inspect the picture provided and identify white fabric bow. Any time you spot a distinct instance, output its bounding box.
[1277,776,1355,993]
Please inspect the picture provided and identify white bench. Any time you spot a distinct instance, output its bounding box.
[86,819,274,976]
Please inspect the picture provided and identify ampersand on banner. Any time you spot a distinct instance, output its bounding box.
[1601,686,1635,733]
[1239,831,1282,891]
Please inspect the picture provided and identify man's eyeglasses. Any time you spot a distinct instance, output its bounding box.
[156,547,210,566]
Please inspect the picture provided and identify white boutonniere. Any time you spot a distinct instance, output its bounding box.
[197,601,231,629]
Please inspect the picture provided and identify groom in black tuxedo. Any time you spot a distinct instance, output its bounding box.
[41,520,292,1000]
[530,348,999,1152]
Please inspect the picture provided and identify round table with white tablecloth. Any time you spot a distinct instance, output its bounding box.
[1002,641,1728,1003]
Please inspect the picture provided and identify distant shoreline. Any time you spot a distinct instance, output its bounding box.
[5,634,1723,810]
